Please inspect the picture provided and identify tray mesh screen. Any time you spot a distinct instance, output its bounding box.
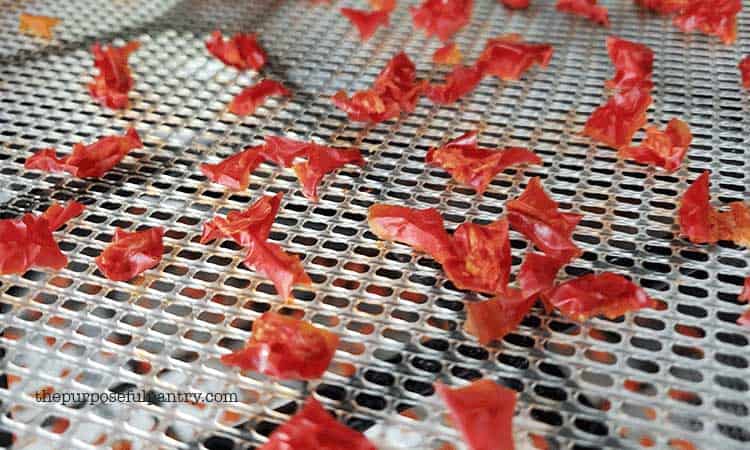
[0,0,749,449]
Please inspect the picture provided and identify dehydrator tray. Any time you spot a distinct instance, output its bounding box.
[0,0,749,449]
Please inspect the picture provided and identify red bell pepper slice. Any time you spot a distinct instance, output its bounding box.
[506,177,582,262]
[443,219,511,294]
[542,272,656,320]
[435,379,517,450]
[88,41,140,109]
[221,312,339,380]
[293,145,365,201]
[205,30,267,70]
[425,130,541,193]
[229,80,291,116]
[25,127,143,178]
[200,146,263,191]
[18,13,60,39]
[465,288,536,345]
[606,36,654,91]
[476,34,554,81]
[259,397,377,450]
[95,227,164,281]
[410,0,473,41]
[556,0,610,26]
[518,252,567,300]
[500,0,530,9]
[341,8,391,41]
[433,42,463,65]
[425,65,484,104]
[739,55,750,89]
[201,193,282,246]
[738,309,750,327]
[583,87,652,149]
[673,0,741,45]
[42,201,85,232]
[739,277,750,303]
[243,239,312,302]
[619,118,692,172]
[368,204,455,264]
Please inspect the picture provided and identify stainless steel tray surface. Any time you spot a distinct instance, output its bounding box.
[0,0,748,449]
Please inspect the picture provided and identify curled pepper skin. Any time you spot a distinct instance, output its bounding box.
[205,30,267,70]
[221,312,339,380]
[542,272,657,321]
[443,219,512,294]
[293,145,365,201]
[410,0,473,41]
[518,251,567,299]
[673,0,741,45]
[606,36,654,91]
[259,397,377,450]
[201,193,282,246]
[95,227,164,281]
[425,65,484,104]
[243,239,312,302]
[465,288,536,345]
[739,55,750,89]
[18,13,60,39]
[556,0,610,26]
[88,41,140,109]
[228,80,291,116]
[432,42,463,65]
[435,379,517,450]
[738,277,750,303]
[583,87,652,149]
[199,146,264,191]
[476,34,554,81]
[341,8,391,41]
[619,118,692,172]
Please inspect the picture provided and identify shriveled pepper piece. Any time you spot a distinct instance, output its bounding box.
[619,118,692,172]
[465,288,536,344]
[432,42,463,65]
[244,239,312,302]
[88,41,140,109]
[476,34,553,81]
[673,0,741,45]
[443,219,512,294]
[206,30,267,70]
[18,13,60,39]
[556,0,610,26]
[583,87,652,149]
[410,0,473,41]
[95,227,164,281]
[229,80,291,116]
[341,8,391,41]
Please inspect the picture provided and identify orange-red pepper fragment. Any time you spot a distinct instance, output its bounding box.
[673,0,741,45]
[433,42,463,65]
[245,238,310,302]
[583,87,652,149]
[205,30,267,70]
[542,272,656,320]
[443,219,512,294]
[221,312,338,379]
[341,8,391,41]
[739,277,750,303]
[425,130,541,193]
[410,0,473,41]
[18,13,60,39]
[95,227,164,281]
[739,55,750,88]
[435,379,517,450]
[476,34,554,81]
[88,41,140,109]
[465,288,536,344]
[425,65,484,104]
[229,79,291,116]
[556,0,610,26]
[619,118,692,172]
[25,127,142,179]
[259,398,377,450]
[201,193,282,246]
[199,146,264,191]
[606,36,654,91]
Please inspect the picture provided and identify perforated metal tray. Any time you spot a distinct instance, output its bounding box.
[0,0,749,449]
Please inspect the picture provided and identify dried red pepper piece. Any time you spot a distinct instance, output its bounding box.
[500,0,530,9]
[465,288,536,344]
[619,118,692,172]
[221,312,339,379]
[443,219,511,294]
[341,8,391,41]
[506,177,583,262]
[205,30,267,70]
[95,227,164,281]
[542,272,656,320]
[25,127,143,178]
[332,52,425,123]
[476,34,554,81]
[739,277,750,303]
[739,55,750,88]
[368,204,455,264]
[18,13,60,39]
[410,0,473,41]
[201,193,282,246]
[606,36,654,91]
[0,202,84,275]
[433,42,463,65]
[518,252,566,299]
[229,80,291,116]
[260,136,311,167]
[42,201,85,232]
[556,0,609,26]
[425,131,541,193]
[738,309,750,327]
[634,0,687,14]
[719,201,750,247]
[673,0,741,45]
[88,41,140,109]
[260,397,377,450]
[200,146,263,191]
[244,239,312,302]
[583,87,652,149]
[425,65,484,104]
[370,0,397,11]
[293,145,365,201]
[435,379,517,450]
